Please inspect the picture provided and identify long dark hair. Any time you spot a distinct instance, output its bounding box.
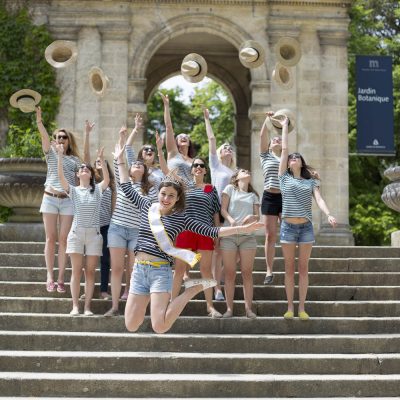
[230,168,259,199]
[176,135,196,159]
[158,172,186,213]
[129,161,153,196]
[137,144,159,167]
[78,163,96,193]
[287,153,320,180]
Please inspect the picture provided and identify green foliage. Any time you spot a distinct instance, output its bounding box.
[0,205,12,223]
[0,3,59,157]
[348,0,400,245]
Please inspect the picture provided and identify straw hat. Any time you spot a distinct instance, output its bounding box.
[272,63,294,90]
[88,67,110,96]
[275,37,302,67]
[270,109,296,134]
[45,40,78,69]
[181,53,208,83]
[239,40,265,68]
[9,89,41,113]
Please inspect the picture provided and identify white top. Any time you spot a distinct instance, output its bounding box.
[279,171,319,222]
[222,184,260,230]
[167,153,192,184]
[260,151,280,191]
[209,153,234,200]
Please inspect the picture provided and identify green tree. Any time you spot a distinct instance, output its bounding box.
[348,0,400,245]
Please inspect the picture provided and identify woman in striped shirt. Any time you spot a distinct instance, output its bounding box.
[56,144,109,316]
[115,144,263,333]
[278,117,337,321]
[172,158,222,318]
[259,111,282,285]
[36,106,84,294]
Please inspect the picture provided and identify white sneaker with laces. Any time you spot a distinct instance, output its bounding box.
[184,278,217,290]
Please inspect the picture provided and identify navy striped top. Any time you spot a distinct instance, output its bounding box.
[185,185,220,227]
[260,151,280,190]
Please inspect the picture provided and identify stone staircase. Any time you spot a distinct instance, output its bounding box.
[1,241,400,398]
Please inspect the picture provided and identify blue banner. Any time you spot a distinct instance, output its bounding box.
[356,55,394,155]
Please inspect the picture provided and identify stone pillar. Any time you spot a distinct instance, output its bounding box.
[317,29,354,245]
[127,78,147,147]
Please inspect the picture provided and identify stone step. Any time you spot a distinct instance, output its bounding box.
[2,331,400,354]
[1,372,400,397]
[1,242,399,258]
[2,282,400,300]
[2,313,400,334]
[2,254,400,272]
[1,351,399,375]
[1,267,400,286]
[1,297,400,318]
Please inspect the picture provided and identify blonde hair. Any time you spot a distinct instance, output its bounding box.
[216,143,236,170]
[53,128,81,159]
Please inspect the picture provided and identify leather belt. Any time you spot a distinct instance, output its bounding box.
[44,190,68,199]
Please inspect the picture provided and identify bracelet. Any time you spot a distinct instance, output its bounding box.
[117,162,125,165]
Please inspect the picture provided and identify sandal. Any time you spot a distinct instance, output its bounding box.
[246,309,257,319]
[222,310,233,318]
[208,309,223,318]
[104,308,119,317]
[46,281,56,293]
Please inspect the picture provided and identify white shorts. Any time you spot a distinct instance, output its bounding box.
[40,193,74,216]
[66,227,103,256]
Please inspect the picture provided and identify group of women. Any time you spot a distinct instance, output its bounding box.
[36,93,336,333]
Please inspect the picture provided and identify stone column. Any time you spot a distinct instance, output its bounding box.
[317,29,354,245]
[127,78,147,148]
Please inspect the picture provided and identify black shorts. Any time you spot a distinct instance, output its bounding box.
[261,191,282,216]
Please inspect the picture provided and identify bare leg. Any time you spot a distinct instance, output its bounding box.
[263,214,279,278]
[57,214,73,284]
[239,248,257,314]
[42,213,58,284]
[108,247,126,312]
[212,242,224,295]
[69,253,84,312]
[84,255,99,313]
[221,249,237,315]
[172,259,188,299]
[199,250,219,316]
[281,243,297,313]
[297,243,313,313]
[125,293,151,332]
[122,250,135,298]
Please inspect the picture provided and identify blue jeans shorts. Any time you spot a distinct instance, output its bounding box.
[130,262,173,295]
[280,220,315,244]
[107,222,139,252]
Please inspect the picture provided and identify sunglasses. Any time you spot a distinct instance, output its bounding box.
[143,146,155,153]
[57,135,68,140]
[95,159,102,164]
[79,164,91,170]
[223,145,233,151]
[132,161,144,167]
[289,154,301,160]
[192,163,205,169]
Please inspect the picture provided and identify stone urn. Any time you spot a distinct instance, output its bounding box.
[0,158,46,222]
[382,166,400,247]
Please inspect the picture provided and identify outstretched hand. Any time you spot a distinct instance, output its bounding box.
[328,215,338,228]
[134,113,143,130]
[160,92,169,106]
[155,130,164,150]
[85,120,95,134]
[97,146,105,161]
[241,220,264,234]
[113,143,125,161]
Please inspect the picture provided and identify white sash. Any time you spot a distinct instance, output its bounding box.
[148,203,201,268]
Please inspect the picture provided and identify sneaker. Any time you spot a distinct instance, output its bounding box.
[46,281,56,293]
[104,308,119,317]
[80,293,86,300]
[69,308,80,316]
[100,292,111,300]
[57,282,66,293]
[263,274,274,285]
[298,311,310,321]
[184,278,217,291]
[84,310,94,316]
[222,310,233,318]
[215,290,225,301]
[208,309,223,318]
[283,310,294,320]
[246,309,257,319]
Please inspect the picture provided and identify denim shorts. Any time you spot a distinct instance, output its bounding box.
[280,220,315,244]
[129,262,173,295]
[40,193,73,216]
[107,222,139,252]
[220,234,257,251]
[66,227,103,256]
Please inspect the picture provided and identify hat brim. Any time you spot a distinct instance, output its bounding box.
[275,37,302,67]
[239,40,265,69]
[45,40,78,69]
[88,67,110,96]
[181,53,208,83]
[270,109,295,133]
[9,89,42,112]
[272,63,294,90]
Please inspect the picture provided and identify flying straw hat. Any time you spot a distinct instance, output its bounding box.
[274,37,302,67]
[9,89,41,113]
[88,67,110,96]
[181,53,208,83]
[272,63,294,90]
[45,40,78,69]
[270,108,296,134]
[239,40,265,68]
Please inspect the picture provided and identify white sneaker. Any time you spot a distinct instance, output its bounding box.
[69,308,80,316]
[184,278,217,290]
[215,290,225,301]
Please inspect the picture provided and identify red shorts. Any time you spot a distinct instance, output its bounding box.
[175,230,214,251]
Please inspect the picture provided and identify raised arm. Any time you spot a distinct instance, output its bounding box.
[55,144,69,193]
[35,106,51,153]
[126,113,143,146]
[113,126,127,185]
[114,143,129,185]
[260,111,274,153]
[156,131,169,175]
[97,147,110,192]
[204,108,217,155]
[83,120,95,164]
[160,93,178,158]
[278,116,289,176]
[313,187,337,228]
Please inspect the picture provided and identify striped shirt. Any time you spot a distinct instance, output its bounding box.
[44,146,80,192]
[209,153,234,200]
[120,182,220,264]
[185,185,220,226]
[279,171,319,222]
[99,187,112,227]
[260,151,280,190]
[69,184,102,229]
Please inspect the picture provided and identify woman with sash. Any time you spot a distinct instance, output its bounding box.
[115,144,263,333]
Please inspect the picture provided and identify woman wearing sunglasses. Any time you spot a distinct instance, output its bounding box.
[203,108,237,301]
[55,145,109,316]
[172,158,222,318]
[279,117,337,320]
[36,106,86,294]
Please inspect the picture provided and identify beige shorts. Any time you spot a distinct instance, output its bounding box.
[220,234,257,251]
[66,227,103,256]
